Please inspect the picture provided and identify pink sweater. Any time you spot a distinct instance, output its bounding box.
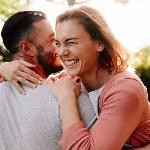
[59,71,150,150]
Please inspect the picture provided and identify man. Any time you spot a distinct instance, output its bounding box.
[0,11,97,150]
[0,10,63,94]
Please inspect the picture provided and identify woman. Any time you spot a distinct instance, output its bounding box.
[48,6,150,150]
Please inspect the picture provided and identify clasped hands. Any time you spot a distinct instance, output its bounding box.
[47,71,81,101]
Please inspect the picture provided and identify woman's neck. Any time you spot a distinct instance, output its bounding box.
[81,69,112,92]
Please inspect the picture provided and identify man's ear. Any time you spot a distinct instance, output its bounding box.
[19,41,34,56]
[96,41,105,52]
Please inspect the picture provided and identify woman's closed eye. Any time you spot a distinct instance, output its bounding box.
[67,40,78,46]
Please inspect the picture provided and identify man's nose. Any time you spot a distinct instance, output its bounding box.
[50,43,57,53]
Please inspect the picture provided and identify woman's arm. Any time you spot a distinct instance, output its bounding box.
[48,76,81,129]
[49,77,147,150]
[0,60,43,94]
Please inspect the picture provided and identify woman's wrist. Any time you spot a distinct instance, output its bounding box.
[58,96,81,130]
[58,92,76,105]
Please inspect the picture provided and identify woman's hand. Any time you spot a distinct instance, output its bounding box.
[0,60,43,94]
[48,76,81,100]
[47,70,67,82]
[48,76,81,130]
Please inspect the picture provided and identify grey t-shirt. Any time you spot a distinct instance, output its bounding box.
[0,81,98,150]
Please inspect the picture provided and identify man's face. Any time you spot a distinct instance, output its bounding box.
[32,19,58,67]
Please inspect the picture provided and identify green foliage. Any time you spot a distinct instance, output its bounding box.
[0,0,21,20]
[0,0,28,63]
[134,46,150,100]
[0,45,11,63]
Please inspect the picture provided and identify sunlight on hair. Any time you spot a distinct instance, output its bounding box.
[29,0,150,53]
[29,0,69,30]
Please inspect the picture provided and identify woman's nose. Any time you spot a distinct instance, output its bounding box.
[57,46,70,56]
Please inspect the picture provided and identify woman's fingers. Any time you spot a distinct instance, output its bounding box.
[48,76,81,99]
[19,65,43,84]
[0,60,44,94]
[47,74,56,82]
[19,60,43,81]
[47,70,67,82]
[56,70,67,79]
[18,60,43,82]
[11,80,26,95]
[14,75,37,89]
[0,60,41,83]
[19,70,42,85]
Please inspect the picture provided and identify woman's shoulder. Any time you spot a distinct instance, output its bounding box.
[98,70,149,113]
[113,70,140,79]
[107,70,143,87]
[101,70,147,102]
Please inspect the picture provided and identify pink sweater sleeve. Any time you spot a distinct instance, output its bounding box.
[59,78,145,150]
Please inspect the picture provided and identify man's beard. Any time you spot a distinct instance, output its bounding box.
[36,45,63,76]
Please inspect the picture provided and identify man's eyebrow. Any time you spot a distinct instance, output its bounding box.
[54,39,59,43]
[49,33,55,38]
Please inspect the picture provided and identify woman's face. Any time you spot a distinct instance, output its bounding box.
[55,19,101,77]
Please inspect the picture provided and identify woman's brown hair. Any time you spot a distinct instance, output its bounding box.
[56,6,130,73]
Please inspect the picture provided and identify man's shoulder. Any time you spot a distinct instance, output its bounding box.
[0,80,50,93]
[0,80,58,110]
[0,81,13,108]
[0,81,12,91]
[23,80,53,96]
[0,80,54,99]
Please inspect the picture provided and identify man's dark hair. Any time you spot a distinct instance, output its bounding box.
[1,11,47,55]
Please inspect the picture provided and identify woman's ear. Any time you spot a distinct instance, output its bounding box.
[19,41,34,56]
[96,41,105,52]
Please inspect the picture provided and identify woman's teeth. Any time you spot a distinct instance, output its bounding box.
[64,60,78,66]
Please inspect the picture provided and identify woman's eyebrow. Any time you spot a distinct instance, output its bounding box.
[65,38,78,42]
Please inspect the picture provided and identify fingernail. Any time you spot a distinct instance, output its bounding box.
[22,91,26,95]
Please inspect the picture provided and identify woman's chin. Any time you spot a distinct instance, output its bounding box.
[66,69,79,77]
